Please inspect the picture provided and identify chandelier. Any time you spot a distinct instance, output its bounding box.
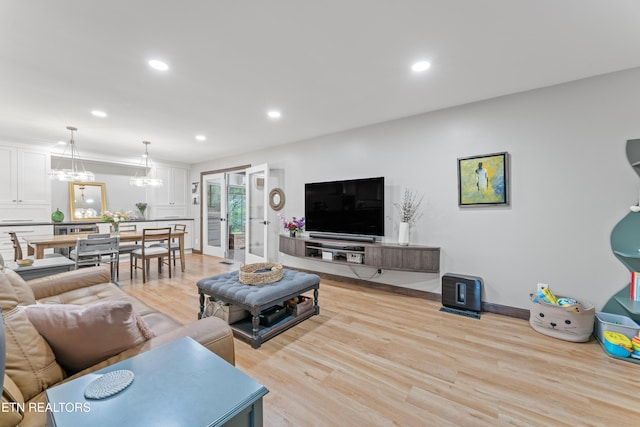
[50,126,95,182]
[129,141,163,187]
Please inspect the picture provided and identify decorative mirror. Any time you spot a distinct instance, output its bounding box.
[69,182,107,221]
[269,188,285,211]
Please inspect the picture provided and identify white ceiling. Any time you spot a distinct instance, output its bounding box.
[2,0,640,165]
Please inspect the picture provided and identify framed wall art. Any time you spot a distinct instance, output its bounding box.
[192,182,199,205]
[457,152,509,206]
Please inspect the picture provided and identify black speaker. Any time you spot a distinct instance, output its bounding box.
[440,273,483,319]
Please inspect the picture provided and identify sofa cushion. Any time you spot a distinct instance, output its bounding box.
[2,306,66,402]
[23,301,156,373]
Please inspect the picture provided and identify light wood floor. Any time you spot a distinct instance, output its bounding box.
[120,254,640,426]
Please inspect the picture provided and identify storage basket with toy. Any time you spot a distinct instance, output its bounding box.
[529,286,595,343]
[594,312,639,341]
[202,299,249,324]
[593,311,640,363]
[285,295,313,316]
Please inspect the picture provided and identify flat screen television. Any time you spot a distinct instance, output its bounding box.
[305,177,384,237]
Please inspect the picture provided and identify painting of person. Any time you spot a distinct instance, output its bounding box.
[475,162,488,193]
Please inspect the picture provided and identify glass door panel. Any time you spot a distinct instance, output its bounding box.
[245,164,268,263]
[202,173,227,258]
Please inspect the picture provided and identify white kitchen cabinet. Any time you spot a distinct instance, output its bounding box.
[153,166,188,217]
[0,145,51,221]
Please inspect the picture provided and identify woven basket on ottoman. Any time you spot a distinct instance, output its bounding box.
[197,269,320,348]
[238,262,283,285]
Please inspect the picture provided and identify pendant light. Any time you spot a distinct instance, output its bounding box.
[129,141,163,187]
[50,126,95,182]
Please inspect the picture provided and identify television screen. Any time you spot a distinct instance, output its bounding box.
[305,177,384,237]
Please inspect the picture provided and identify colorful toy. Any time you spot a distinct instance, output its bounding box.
[632,334,640,356]
[557,298,578,306]
[603,331,633,357]
[532,287,559,305]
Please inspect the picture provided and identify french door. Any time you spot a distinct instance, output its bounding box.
[202,172,227,258]
[245,164,269,263]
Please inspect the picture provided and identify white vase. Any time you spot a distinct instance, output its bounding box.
[398,222,410,246]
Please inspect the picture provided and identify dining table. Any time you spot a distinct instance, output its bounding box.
[23,230,186,272]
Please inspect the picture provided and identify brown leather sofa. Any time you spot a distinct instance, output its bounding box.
[0,266,234,427]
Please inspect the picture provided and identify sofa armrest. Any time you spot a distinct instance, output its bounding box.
[29,267,112,300]
[1,374,24,427]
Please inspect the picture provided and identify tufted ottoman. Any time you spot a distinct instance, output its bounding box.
[197,269,320,348]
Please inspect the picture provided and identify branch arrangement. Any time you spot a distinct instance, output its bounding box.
[394,188,424,224]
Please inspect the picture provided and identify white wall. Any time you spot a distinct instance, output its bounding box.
[191,67,640,311]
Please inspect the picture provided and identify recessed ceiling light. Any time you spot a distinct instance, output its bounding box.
[91,110,107,118]
[267,110,282,119]
[411,61,431,72]
[149,60,169,71]
[195,135,206,141]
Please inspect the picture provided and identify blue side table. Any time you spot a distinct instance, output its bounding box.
[46,337,268,426]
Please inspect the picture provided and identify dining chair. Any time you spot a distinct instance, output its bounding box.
[70,236,120,282]
[110,224,141,280]
[150,224,185,267]
[57,224,100,257]
[8,231,64,262]
[130,227,172,283]
[68,232,111,257]
[9,231,27,261]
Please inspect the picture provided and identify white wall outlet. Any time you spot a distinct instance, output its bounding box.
[537,283,548,292]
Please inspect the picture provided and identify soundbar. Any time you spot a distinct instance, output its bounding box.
[308,232,376,244]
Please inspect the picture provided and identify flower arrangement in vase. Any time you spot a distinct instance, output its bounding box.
[135,202,148,220]
[278,213,305,237]
[102,209,133,234]
[393,189,423,245]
